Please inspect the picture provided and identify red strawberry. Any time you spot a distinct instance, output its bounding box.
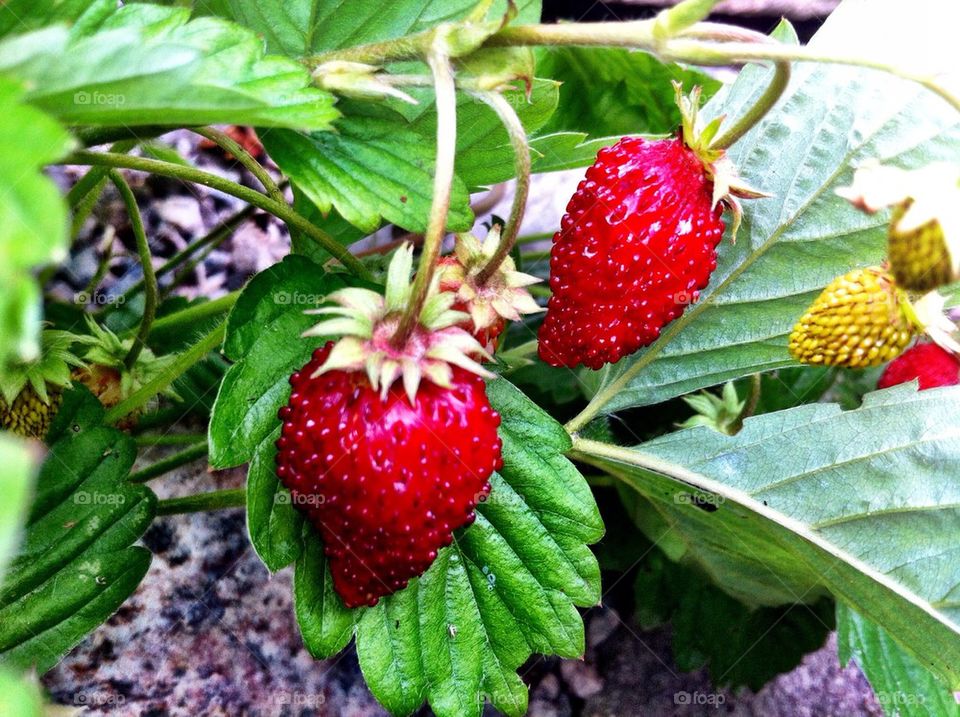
[877,342,960,390]
[275,245,502,607]
[276,343,501,608]
[538,85,763,370]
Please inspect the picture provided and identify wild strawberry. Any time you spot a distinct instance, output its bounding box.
[837,162,960,292]
[1,330,87,438]
[788,267,916,368]
[538,85,763,369]
[877,343,960,390]
[275,246,502,608]
[437,226,542,353]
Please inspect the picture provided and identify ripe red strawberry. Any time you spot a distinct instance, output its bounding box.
[538,85,763,370]
[276,343,501,607]
[275,246,502,608]
[877,342,960,390]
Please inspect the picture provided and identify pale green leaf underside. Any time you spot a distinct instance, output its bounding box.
[585,8,960,414]
[576,385,960,689]
[0,434,34,580]
[837,605,960,717]
[289,379,603,717]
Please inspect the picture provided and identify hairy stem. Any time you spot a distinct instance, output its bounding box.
[145,291,238,344]
[135,433,207,447]
[191,127,284,204]
[62,151,373,281]
[471,90,532,287]
[108,170,157,370]
[103,321,225,425]
[156,487,246,516]
[129,442,208,483]
[393,45,458,346]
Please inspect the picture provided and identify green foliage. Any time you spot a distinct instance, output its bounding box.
[837,605,960,717]
[583,13,959,414]
[635,548,834,690]
[577,384,960,688]
[203,0,542,57]
[536,45,720,137]
[0,388,154,673]
[0,4,338,129]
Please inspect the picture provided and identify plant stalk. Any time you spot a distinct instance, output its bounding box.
[392,45,458,346]
[145,291,239,343]
[191,127,284,204]
[129,442,208,483]
[156,487,246,516]
[471,90,532,287]
[108,170,158,370]
[61,151,373,281]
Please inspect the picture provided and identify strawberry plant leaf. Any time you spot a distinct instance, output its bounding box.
[583,7,959,414]
[573,384,960,689]
[634,547,834,690]
[290,377,603,717]
[0,435,35,582]
[837,604,960,717]
[209,256,352,469]
[0,78,74,368]
[203,0,542,58]
[0,387,155,673]
[535,46,721,137]
[0,4,337,130]
[0,0,110,39]
[262,103,475,235]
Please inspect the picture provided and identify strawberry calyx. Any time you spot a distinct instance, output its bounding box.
[0,329,90,407]
[439,226,543,342]
[303,244,493,404]
[674,82,768,238]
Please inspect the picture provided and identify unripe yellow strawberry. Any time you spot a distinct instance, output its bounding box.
[0,385,63,439]
[887,201,953,291]
[788,267,914,368]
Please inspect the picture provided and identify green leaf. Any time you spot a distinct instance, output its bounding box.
[582,9,960,415]
[289,378,602,717]
[0,388,155,673]
[837,604,960,717]
[634,547,834,690]
[574,384,960,689]
[0,4,337,129]
[262,103,474,235]
[0,670,42,717]
[209,255,351,469]
[248,430,304,571]
[536,46,720,137]
[203,0,541,58]
[0,78,74,366]
[0,435,35,583]
[0,0,110,40]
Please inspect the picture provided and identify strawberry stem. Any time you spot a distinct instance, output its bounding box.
[60,150,374,281]
[393,45,458,347]
[472,90,531,288]
[156,487,246,516]
[129,441,208,483]
[108,170,157,372]
[192,127,284,205]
